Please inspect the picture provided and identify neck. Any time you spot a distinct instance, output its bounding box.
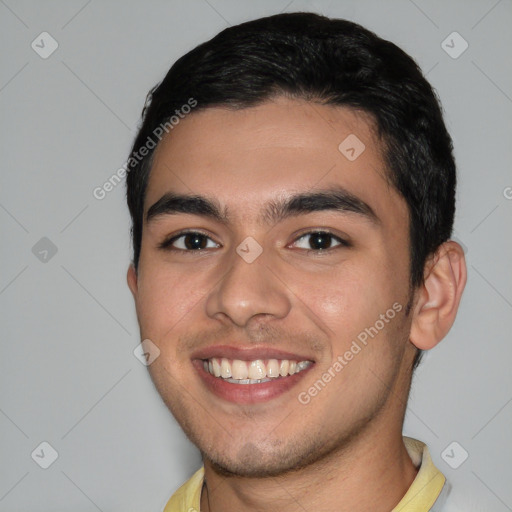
[200,428,418,512]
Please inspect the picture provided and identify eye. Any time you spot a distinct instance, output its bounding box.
[291,231,349,251]
[159,231,220,251]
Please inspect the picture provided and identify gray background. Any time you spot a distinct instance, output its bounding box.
[1,0,511,510]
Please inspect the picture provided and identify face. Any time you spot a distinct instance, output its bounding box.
[128,97,418,477]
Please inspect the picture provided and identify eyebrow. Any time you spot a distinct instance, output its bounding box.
[146,186,380,227]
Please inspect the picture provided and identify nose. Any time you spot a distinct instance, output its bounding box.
[204,246,292,328]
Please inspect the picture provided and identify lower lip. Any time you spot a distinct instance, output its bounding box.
[193,360,314,404]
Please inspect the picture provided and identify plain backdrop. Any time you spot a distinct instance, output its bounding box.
[1,1,511,511]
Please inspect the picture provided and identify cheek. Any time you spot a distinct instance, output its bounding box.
[296,261,389,324]
[293,255,406,357]
[135,260,205,338]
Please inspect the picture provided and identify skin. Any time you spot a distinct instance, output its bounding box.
[127,96,467,512]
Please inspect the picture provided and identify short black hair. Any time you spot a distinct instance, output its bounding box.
[126,12,457,367]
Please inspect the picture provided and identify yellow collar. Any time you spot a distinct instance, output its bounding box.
[392,437,446,511]
[163,437,446,512]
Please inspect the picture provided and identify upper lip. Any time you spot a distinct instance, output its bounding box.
[191,344,315,362]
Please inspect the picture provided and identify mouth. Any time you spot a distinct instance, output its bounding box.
[192,346,315,404]
[203,357,312,383]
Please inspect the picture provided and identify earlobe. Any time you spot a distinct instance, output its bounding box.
[409,241,467,350]
[127,264,138,298]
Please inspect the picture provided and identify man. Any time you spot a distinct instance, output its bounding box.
[126,12,467,512]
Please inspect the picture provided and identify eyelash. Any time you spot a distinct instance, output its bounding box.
[158,230,351,253]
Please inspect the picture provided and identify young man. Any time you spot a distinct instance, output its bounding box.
[126,12,467,512]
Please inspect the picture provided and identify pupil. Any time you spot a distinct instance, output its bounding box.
[310,233,330,250]
[185,234,206,250]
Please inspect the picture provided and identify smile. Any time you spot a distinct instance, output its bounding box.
[202,358,312,384]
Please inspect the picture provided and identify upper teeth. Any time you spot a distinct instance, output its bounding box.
[203,358,311,381]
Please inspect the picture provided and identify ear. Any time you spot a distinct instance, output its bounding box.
[127,264,138,298]
[409,241,467,350]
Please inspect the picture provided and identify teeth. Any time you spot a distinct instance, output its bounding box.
[224,377,273,384]
[203,357,312,382]
[296,361,310,371]
[220,358,231,378]
[267,359,280,378]
[248,360,266,380]
[232,359,249,379]
[212,358,221,377]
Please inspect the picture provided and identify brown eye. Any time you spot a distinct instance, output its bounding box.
[160,232,219,251]
[293,231,348,251]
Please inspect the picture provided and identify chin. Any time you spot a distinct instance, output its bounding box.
[202,435,335,478]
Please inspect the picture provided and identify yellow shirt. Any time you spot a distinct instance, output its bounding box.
[163,437,447,512]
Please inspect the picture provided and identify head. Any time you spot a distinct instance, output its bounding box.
[126,13,466,477]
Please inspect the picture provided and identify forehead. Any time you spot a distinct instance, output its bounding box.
[145,97,406,228]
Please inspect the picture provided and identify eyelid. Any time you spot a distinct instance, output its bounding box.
[158,228,351,252]
[158,229,221,251]
[288,229,351,249]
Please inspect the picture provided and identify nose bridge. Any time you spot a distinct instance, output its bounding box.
[205,245,291,327]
